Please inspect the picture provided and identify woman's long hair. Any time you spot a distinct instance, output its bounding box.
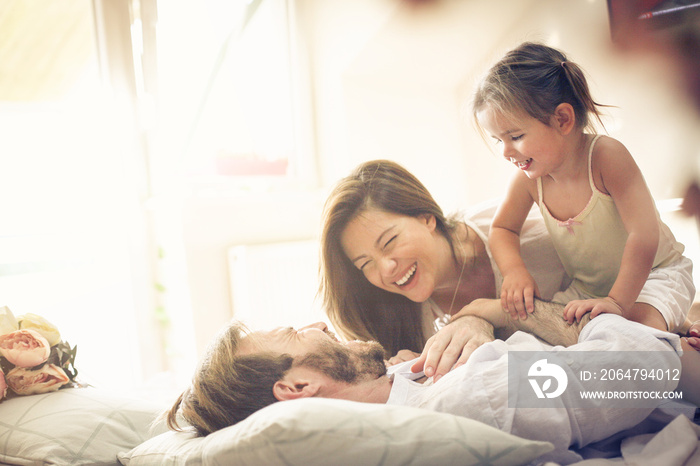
[319,160,459,356]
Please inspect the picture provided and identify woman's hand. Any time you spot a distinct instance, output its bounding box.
[385,349,421,367]
[410,315,495,382]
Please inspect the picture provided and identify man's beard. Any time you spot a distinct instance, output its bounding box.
[294,339,386,383]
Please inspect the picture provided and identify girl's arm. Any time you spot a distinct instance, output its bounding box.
[570,137,659,320]
[600,138,659,312]
[489,171,538,319]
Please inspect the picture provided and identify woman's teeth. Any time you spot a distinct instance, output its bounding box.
[395,264,417,286]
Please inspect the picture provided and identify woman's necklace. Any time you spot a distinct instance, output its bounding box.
[447,236,467,315]
[433,227,469,332]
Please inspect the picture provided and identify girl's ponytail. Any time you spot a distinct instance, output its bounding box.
[560,60,607,132]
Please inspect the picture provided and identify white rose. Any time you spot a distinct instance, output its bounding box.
[18,313,61,346]
[0,306,18,336]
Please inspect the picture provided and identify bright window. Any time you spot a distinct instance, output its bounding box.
[0,0,145,389]
[154,0,316,186]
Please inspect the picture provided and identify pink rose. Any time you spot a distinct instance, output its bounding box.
[0,329,51,368]
[0,367,6,401]
[6,364,70,395]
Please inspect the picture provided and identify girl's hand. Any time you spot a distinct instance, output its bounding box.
[686,320,700,351]
[563,297,624,324]
[501,267,540,320]
[410,315,494,382]
[385,349,421,367]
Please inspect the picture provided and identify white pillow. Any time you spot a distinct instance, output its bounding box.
[0,387,167,466]
[119,398,553,466]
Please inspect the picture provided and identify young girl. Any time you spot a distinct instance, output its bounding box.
[470,42,694,332]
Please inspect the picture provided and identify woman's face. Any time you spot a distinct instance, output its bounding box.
[340,208,445,303]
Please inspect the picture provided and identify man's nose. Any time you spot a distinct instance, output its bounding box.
[300,322,328,332]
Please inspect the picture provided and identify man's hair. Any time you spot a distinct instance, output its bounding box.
[166,321,293,436]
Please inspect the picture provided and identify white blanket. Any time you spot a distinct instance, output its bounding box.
[388,315,684,464]
[569,414,700,466]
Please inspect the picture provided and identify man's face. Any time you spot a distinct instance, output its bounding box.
[242,322,387,383]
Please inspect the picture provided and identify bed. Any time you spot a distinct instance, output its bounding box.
[1,386,698,465]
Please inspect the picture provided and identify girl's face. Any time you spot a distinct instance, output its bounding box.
[340,208,446,303]
[477,106,566,179]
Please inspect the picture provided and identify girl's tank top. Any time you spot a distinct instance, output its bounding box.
[537,135,683,297]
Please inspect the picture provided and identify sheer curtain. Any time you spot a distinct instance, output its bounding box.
[0,0,318,397]
[0,0,164,391]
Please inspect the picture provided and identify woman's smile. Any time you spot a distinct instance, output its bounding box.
[394,263,417,286]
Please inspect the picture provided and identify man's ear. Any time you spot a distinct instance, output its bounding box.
[553,103,576,135]
[272,372,322,401]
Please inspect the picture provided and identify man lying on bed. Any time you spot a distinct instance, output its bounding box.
[167,299,700,464]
